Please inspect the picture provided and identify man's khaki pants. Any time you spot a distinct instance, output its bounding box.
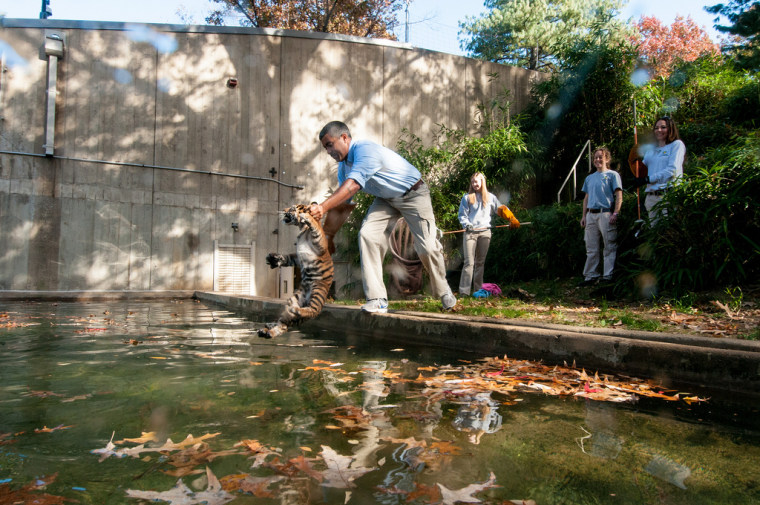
[358,182,451,300]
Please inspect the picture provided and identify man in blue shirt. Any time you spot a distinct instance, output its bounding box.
[309,121,456,313]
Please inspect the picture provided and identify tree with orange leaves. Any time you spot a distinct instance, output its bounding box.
[631,15,720,77]
[205,0,404,40]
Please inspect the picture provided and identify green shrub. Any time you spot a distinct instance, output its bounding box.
[396,117,529,235]
[484,203,586,282]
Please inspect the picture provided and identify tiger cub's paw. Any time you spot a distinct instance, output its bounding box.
[265,253,287,269]
[257,322,287,339]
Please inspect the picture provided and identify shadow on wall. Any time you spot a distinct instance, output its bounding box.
[0,21,542,294]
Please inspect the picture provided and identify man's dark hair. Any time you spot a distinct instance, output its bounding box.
[319,121,351,141]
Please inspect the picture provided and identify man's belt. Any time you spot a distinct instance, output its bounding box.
[403,179,424,196]
[587,208,612,214]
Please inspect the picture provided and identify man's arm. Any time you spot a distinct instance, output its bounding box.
[309,179,361,220]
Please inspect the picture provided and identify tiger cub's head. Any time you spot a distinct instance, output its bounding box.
[282,204,316,227]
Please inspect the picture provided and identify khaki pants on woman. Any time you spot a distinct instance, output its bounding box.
[358,182,451,301]
[459,229,492,295]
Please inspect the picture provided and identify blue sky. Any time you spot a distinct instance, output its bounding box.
[2,0,724,56]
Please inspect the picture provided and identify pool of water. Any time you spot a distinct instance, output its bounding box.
[1,299,759,505]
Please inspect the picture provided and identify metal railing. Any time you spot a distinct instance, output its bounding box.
[557,139,591,203]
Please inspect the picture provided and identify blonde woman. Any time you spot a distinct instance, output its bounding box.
[457,173,502,296]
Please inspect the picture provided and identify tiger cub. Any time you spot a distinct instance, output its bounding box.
[258,204,334,338]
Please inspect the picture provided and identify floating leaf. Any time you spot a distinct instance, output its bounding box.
[61,394,92,403]
[163,445,241,477]
[0,473,67,505]
[91,432,123,462]
[125,466,234,505]
[93,432,222,461]
[437,471,498,504]
[319,446,374,488]
[34,424,73,433]
[219,473,284,498]
[117,431,159,444]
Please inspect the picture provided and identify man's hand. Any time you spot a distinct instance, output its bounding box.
[609,212,619,225]
[465,224,474,232]
[309,203,325,220]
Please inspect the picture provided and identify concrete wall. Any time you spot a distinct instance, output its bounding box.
[0,19,544,296]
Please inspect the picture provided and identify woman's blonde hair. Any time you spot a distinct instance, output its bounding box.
[467,172,489,205]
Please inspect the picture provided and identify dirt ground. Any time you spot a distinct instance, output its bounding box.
[385,280,760,340]
[510,294,760,339]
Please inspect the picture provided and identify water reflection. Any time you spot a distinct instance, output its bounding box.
[0,300,758,504]
[581,399,623,459]
[452,392,502,445]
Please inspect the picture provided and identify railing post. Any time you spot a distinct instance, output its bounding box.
[557,139,591,204]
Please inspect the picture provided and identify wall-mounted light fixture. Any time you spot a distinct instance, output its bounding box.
[231,222,239,232]
[226,77,238,88]
[43,32,64,156]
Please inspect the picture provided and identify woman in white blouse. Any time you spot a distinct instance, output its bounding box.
[633,116,686,224]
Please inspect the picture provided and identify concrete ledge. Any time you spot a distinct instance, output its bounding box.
[0,290,195,301]
[195,291,760,397]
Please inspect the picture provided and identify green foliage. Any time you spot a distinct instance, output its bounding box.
[335,37,760,303]
[338,190,374,266]
[669,292,698,313]
[478,128,759,296]
[634,56,760,158]
[613,311,664,332]
[484,203,586,281]
[459,0,629,71]
[724,286,744,312]
[396,108,530,234]
[706,0,760,70]
[337,92,531,271]
[524,41,640,201]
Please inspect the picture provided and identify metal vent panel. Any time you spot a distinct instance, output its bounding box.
[213,242,254,294]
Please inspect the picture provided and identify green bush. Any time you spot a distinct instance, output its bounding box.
[335,51,760,300]
[635,56,759,158]
[484,203,586,282]
[396,117,529,235]
[523,42,640,203]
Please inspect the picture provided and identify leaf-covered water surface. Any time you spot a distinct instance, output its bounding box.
[0,300,758,505]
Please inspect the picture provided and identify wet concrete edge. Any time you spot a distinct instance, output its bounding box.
[195,292,760,397]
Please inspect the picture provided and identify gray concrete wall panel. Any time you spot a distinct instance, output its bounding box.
[0,19,543,295]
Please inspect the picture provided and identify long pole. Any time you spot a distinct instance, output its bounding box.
[633,99,642,221]
[404,0,410,43]
[442,223,533,235]
[40,0,51,19]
